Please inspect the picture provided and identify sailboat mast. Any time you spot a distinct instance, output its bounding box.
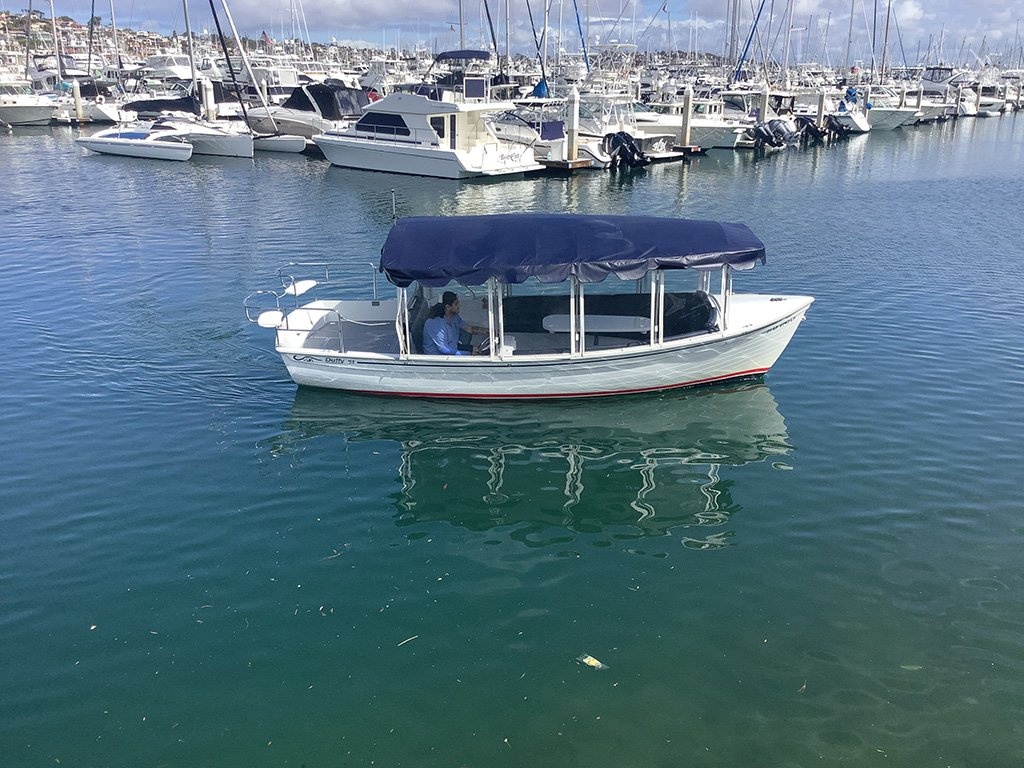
[24,0,32,78]
[879,0,892,84]
[183,0,198,93]
[843,0,853,74]
[781,0,794,88]
[459,0,465,49]
[48,0,61,79]
[108,0,122,83]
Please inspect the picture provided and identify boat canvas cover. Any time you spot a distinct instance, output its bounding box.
[380,214,767,287]
[434,49,492,62]
[281,80,369,119]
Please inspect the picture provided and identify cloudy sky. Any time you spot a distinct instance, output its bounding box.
[43,0,1024,66]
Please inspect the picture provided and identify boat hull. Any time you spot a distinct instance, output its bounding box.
[866,106,920,130]
[75,133,194,161]
[253,134,308,153]
[187,132,254,158]
[313,133,542,179]
[277,299,813,399]
[0,103,54,126]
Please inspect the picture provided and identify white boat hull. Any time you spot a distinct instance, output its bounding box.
[834,110,871,133]
[253,134,308,153]
[313,133,542,179]
[75,132,193,161]
[687,123,745,149]
[0,103,53,126]
[247,109,347,139]
[276,296,813,399]
[187,132,254,158]
[866,106,920,130]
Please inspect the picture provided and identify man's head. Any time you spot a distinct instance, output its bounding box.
[442,291,460,316]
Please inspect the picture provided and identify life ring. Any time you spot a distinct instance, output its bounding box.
[95,95,105,104]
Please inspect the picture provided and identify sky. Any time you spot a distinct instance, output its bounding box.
[34,0,1024,67]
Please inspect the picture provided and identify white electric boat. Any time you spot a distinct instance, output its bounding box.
[246,214,814,399]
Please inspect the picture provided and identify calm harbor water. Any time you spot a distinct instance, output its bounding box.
[3,116,1024,767]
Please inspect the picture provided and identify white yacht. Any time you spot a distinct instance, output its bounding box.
[643,97,748,149]
[246,80,369,139]
[75,121,194,161]
[0,76,55,126]
[861,87,922,130]
[143,54,194,83]
[489,97,613,167]
[152,114,255,158]
[312,89,544,179]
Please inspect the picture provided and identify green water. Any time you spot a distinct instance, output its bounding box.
[2,117,1024,766]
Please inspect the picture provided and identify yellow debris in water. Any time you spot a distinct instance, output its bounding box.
[577,654,609,670]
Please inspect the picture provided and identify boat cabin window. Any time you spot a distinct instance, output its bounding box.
[464,77,487,99]
[355,112,411,136]
[408,274,718,359]
[429,116,446,138]
[282,88,315,112]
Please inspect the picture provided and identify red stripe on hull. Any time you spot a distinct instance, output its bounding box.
[338,367,771,400]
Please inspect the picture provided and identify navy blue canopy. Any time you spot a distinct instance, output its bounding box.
[379,214,767,288]
[434,49,492,62]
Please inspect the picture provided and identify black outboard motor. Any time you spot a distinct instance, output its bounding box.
[767,118,802,145]
[745,122,783,149]
[824,114,852,138]
[603,132,651,169]
[794,115,826,142]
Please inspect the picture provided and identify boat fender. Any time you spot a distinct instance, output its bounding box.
[96,95,105,104]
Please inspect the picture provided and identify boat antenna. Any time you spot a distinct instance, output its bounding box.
[391,189,397,222]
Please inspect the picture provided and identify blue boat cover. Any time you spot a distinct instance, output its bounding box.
[380,214,767,288]
[434,49,492,62]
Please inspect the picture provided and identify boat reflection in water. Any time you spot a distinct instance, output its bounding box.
[280,383,793,549]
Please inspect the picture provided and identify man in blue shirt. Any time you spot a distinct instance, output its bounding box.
[423,291,488,355]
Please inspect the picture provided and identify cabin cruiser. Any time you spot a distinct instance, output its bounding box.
[246,79,369,139]
[489,96,613,167]
[642,96,748,149]
[0,77,56,126]
[312,89,544,179]
[148,113,255,158]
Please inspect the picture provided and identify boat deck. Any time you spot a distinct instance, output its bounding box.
[303,318,400,354]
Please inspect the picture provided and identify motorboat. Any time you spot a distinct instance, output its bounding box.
[312,90,544,179]
[642,97,749,149]
[864,103,921,130]
[149,113,255,158]
[245,79,369,139]
[575,94,685,162]
[245,214,814,399]
[795,89,871,134]
[489,96,613,168]
[0,78,55,126]
[122,84,201,120]
[74,121,194,161]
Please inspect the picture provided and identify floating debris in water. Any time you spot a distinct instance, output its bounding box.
[576,654,609,670]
